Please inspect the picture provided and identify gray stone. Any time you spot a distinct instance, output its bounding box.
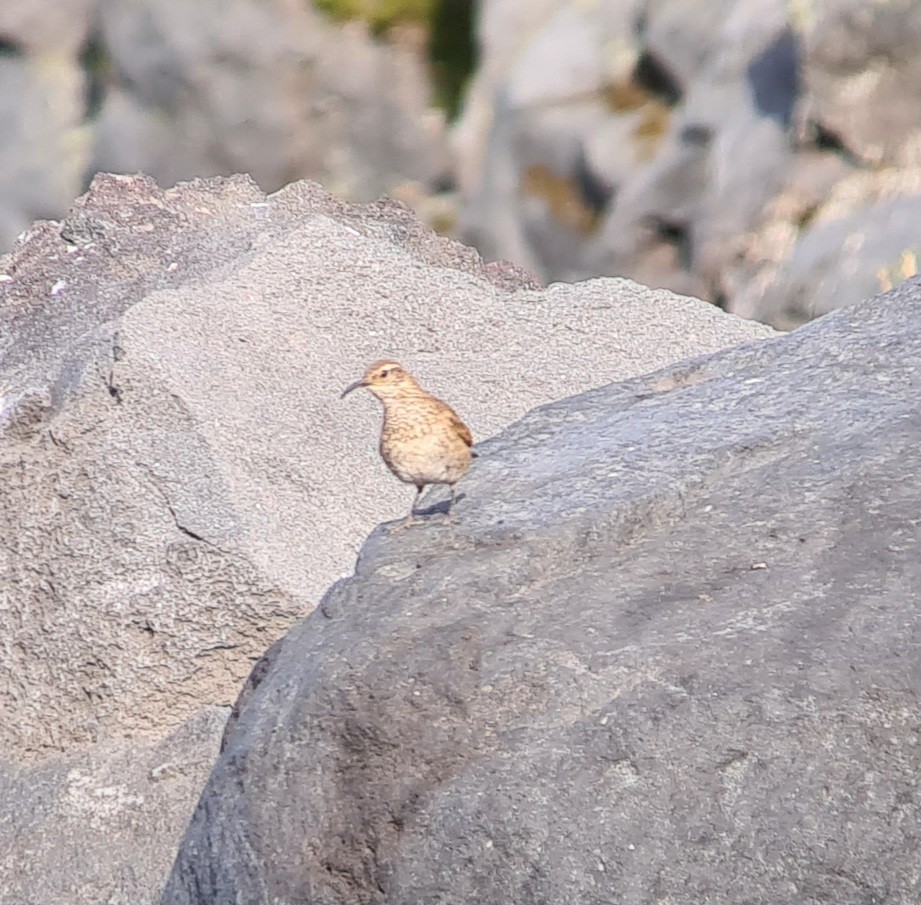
[0,0,450,250]
[0,708,227,905]
[165,283,921,904]
[453,0,921,325]
[737,194,921,328]
[457,0,799,295]
[590,0,796,294]
[801,0,921,166]
[505,4,607,108]
[0,173,770,904]
[93,0,449,201]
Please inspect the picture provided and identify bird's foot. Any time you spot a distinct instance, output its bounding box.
[389,516,422,534]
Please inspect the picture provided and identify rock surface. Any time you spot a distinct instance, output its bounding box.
[0,173,770,904]
[455,0,921,326]
[735,193,921,328]
[0,0,449,251]
[4,0,921,329]
[165,281,921,904]
[1,707,227,905]
[801,0,921,167]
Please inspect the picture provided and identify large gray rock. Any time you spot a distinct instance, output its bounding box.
[454,0,921,325]
[801,0,921,167]
[0,173,770,904]
[0,0,449,251]
[734,193,921,328]
[165,283,921,904]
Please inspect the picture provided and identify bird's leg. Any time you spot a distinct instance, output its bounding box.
[443,483,458,525]
[390,485,425,533]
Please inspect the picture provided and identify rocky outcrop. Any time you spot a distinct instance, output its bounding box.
[455,0,921,326]
[4,0,921,330]
[0,0,449,251]
[455,0,799,294]
[801,0,921,168]
[732,186,921,328]
[165,281,921,904]
[0,174,770,904]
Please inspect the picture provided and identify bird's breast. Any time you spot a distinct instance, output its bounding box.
[380,408,471,486]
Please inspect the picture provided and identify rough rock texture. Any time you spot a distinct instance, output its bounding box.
[0,173,770,904]
[735,192,921,328]
[5,0,921,329]
[165,282,921,904]
[0,707,228,905]
[454,0,921,326]
[0,0,448,250]
[801,0,921,167]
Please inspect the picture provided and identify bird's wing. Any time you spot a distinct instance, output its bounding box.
[449,409,474,448]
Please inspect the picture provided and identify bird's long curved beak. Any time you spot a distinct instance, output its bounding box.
[341,379,366,399]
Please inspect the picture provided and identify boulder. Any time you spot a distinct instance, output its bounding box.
[733,193,921,328]
[454,0,921,322]
[165,282,921,904]
[0,173,770,903]
[800,0,921,167]
[0,0,450,250]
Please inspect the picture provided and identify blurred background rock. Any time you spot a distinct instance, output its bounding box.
[3,0,921,328]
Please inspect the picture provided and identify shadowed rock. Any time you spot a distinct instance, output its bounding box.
[165,283,921,904]
[0,173,769,904]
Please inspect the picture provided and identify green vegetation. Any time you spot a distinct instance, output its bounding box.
[313,0,477,119]
[313,0,434,32]
[430,0,476,119]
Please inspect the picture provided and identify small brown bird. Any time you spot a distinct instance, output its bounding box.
[341,360,476,527]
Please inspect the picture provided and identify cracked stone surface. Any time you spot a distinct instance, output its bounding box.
[165,283,921,904]
[0,173,770,904]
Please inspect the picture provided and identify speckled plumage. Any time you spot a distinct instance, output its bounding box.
[342,360,475,526]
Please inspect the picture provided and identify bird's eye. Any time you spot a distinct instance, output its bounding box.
[380,369,390,378]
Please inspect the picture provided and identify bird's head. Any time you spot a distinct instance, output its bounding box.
[341,360,421,401]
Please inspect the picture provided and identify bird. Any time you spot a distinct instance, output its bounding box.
[341,360,476,528]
